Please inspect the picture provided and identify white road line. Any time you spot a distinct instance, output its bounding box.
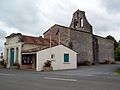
[44,77,77,82]
[0,73,15,76]
[78,69,95,72]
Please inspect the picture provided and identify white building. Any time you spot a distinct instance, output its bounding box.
[4,33,77,71]
[36,45,77,71]
[4,33,57,69]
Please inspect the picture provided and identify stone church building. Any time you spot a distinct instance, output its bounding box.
[4,9,114,69]
[43,9,114,65]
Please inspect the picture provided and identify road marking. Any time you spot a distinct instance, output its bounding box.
[44,77,77,82]
[0,73,15,76]
[78,69,95,72]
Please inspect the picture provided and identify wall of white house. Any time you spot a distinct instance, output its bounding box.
[58,46,77,70]
[36,45,77,71]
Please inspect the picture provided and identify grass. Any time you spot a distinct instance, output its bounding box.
[116,68,120,76]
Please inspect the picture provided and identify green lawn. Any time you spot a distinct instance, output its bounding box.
[116,68,120,76]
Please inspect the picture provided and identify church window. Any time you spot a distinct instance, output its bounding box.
[80,18,84,27]
[74,19,78,28]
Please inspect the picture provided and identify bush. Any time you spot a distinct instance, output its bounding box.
[105,60,111,64]
[115,45,120,61]
[44,60,51,67]
[116,68,120,76]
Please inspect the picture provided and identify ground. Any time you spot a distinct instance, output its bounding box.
[0,64,120,90]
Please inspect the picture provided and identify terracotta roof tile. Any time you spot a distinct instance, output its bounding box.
[21,35,58,46]
[22,45,57,53]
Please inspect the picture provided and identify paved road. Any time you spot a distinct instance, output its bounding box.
[0,64,120,90]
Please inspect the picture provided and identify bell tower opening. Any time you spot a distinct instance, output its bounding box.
[80,18,83,27]
[69,9,92,33]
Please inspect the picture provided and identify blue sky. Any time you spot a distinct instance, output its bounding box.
[0,0,120,52]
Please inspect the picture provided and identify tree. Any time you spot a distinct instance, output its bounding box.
[105,35,119,49]
[115,45,120,61]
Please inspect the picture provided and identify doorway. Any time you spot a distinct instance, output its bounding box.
[10,48,14,66]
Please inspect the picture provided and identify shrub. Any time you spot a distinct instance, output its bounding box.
[105,60,111,64]
[44,60,51,67]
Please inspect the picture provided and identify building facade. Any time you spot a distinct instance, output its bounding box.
[36,45,77,71]
[4,33,57,69]
[43,9,115,65]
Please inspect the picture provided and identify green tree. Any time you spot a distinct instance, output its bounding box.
[115,45,120,61]
[106,35,119,49]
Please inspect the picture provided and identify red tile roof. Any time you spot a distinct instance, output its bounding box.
[21,35,58,53]
[21,35,58,46]
[6,33,58,53]
[22,46,50,53]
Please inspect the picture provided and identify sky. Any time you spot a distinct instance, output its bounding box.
[0,0,120,52]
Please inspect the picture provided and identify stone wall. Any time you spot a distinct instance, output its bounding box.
[44,24,94,64]
[70,29,93,64]
[44,25,70,46]
[69,9,92,33]
[95,36,114,63]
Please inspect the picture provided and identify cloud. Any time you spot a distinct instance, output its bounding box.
[73,0,120,41]
[0,21,20,35]
[0,29,6,52]
[0,41,5,52]
[86,0,120,40]
[0,29,6,39]
[101,0,120,13]
[0,27,5,52]
[0,0,77,51]
[0,0,120,53]
[0,0,41,35]
[0,0,77,36]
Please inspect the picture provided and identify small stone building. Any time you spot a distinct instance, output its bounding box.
[43,9,115,65]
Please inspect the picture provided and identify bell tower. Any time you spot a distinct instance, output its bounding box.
[69,9,92,33]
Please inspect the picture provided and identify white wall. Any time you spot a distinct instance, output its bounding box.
[4,35,22,68]
[58,45,77,70]
[36,45,77,71]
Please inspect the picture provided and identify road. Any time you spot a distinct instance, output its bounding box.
[0,64,120,90]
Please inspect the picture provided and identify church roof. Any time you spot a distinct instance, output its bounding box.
[43,24,92,35]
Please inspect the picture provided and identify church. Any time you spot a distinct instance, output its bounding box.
[4,10,115,70]
[43,9,115,65]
